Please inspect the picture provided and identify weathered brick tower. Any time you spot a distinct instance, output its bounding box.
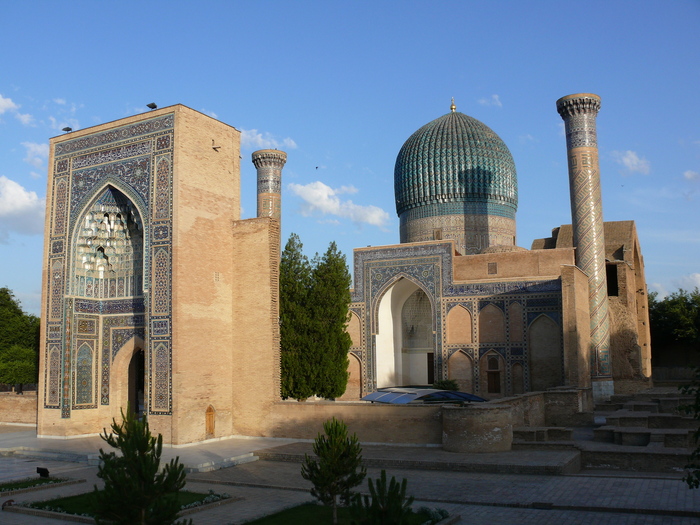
[557,93,613,402]
[253,149,287,221]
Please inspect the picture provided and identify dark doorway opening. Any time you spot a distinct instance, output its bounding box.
[427,353,435,385]
[128,349,145,418]
[487,356,501,394]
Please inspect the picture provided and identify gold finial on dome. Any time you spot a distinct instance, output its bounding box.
[450,97,456,112]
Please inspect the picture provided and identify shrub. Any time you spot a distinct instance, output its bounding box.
[350,470,415,525]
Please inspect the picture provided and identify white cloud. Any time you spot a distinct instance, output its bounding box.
[288,181,390,227]
[21,142,49,168]
[611,150,651,174]
[675,273,700,291]
[648,282,669,298]
[684,170,699,181]
[519,134,538,144]
[15,112,34,126]
[478,94,502,108]
[0,94,19,114]
[54,98,66,105]
[48,115,79,131]
[0,176,45,241]
[240,128,298,150]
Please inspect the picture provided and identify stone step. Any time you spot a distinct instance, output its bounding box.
[184,453,259,473]
[623,402,659,413]
[594,425,694,448]
[513,427,573,442]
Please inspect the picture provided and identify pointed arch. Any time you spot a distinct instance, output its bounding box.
[373,273,435,330]
[528,314,563,391]
[479,304,505,343]
[479,350,505,397]
[446,305,472,344]
[448,350,473,392]
[511,362,525,395]
[110,335,145,421]
[69,183,145,299]
[347,311,362,348]
[374,276,435,388]
[205,405,216,439]
[75,342,94,405]
[339,352,362,400]
[508,302,523,343]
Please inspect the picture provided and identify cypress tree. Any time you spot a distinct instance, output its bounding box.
[280,234,314,399]
[310,242,351,399]
[279,235,352,400]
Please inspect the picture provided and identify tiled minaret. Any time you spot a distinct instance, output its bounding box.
[557,93,613,402]
[252,148,287,223]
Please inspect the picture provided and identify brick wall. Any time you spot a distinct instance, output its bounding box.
[0,392,37,424]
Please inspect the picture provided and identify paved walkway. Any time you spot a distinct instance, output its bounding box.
[1,424,699,524]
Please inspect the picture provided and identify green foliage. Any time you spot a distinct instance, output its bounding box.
[432,379,459,391]
[0,288,40,387]
[280,235,352,400]
[301,417,366,525]
[649,288,700,352]
[350,470,415,525]
[0,344,37,386]
[94,409,191,525]
[280,234,314,400]
[309,242,352,399]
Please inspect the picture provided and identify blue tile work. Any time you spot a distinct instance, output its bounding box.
[350,242,563,396]
[45,113,174,418]
[394,111,518,217]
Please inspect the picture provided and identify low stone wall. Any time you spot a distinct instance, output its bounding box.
[489,392,546,427]
[544,388,594,426]
[485,389,593,428]
[268,402,442,444]
[442,404,513,452]
[0,391,37,424]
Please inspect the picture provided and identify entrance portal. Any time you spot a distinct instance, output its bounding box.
[128,349,145,418]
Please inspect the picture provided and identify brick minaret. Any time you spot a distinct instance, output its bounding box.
[557,93,613,402]
[252,148,287,225]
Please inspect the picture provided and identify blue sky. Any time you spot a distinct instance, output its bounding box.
[0,0,698,316]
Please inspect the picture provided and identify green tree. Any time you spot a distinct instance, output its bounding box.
[280,233,314,399]
[0,288,40,390]
[280,235,353,400]
[301,417,366,525]
[0,345,37,388]
[94,409,191,525]
[309,242,351,399]
[649,288,700,359]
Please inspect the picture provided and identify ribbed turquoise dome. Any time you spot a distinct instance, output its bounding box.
[394,109,518,219]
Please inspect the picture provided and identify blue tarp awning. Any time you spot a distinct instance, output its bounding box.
[361,388,486,404]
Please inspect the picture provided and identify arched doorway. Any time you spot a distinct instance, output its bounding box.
[128,349,145,418]
[375,278,434,387]
[206,406,216,439]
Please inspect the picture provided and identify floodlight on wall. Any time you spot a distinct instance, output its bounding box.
[62,127,72,132]
[146,103,157,110]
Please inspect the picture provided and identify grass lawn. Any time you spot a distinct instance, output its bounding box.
[244,502,439,525]
[28,490,220,517]
[0,477,66,493]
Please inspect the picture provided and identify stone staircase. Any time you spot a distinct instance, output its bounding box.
[594,393,698,449]
[512,389,699,473]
